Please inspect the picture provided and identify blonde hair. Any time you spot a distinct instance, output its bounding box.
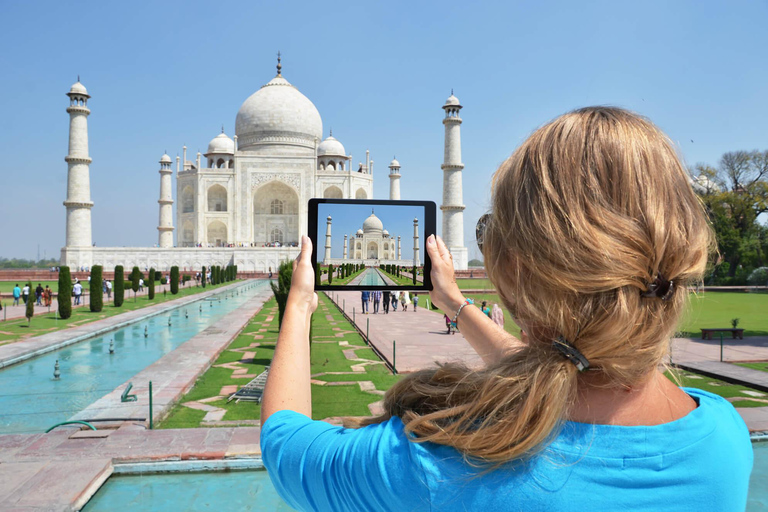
[353,107,713,465]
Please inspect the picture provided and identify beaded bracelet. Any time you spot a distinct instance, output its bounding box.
[451,298,474,328]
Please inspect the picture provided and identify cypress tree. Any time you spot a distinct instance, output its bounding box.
[130,266,141,301]
[170,266,180,294]
[213,266,218,285]
[270,260,293,327]
[58,266,73,319]
[90,265,103,312]
[328,264,334,284]
[413,266,417,285]
[148,267,156,300]
[315,264,321,286]
[25,282,34,325]
[201,266,207,288]
[234,265,238,280]
[114,266,125,307]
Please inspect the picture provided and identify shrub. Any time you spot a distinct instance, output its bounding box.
[154,270,162,281]
[183,274,191,284]
[170,266,179,294]
[160,277,167,285]
[328,264,334,284]
[748,267,768,286]
[201,266,206,288]
[25,282,34,324]
[130,266,141,300]
[315,264,321,286]
[413,266,417,285]
[90,265,103,312]
[114,266,125,307]
[270,260,292,327]
[148,267,156,300]
[58,266,73,319]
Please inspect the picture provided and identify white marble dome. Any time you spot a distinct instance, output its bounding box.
[356,229,364,235]
[362,212,384,234]
[68,81,89,97]
[389,158,400,168]
[235,75,322,150]
[317,135,346,157]
[444,94,460,106]
[207,132,235,155]
[160,153,172,163]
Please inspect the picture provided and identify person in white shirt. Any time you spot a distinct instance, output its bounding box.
[21,284,30,304]
[106,280,112,299]
[73,281,83,305]
[139,278,144,292]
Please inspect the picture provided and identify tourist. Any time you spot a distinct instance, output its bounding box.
[444,313,454,335]
[391,291,398,311]
[43,285,52,307]
[139,278,144,292]
[259,108,752,510]
[400,290,410,311]
[412,293,419,311]
[360,290,370,314]
[382,291,390,314]
[35,283,43,305]
[73,280,82,305]
[21,283,30,304]
[481,300,491,317]
[12,284,20,306]
[372,290,381,314]
[491,303,504,329]
[102,279,107,295]
[106,280,112,299]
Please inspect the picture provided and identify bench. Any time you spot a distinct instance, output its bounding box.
[701,328,744,340]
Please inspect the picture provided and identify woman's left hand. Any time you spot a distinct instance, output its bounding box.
[288,235,318,315]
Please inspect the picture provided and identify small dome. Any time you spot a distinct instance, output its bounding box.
[235,75,322,150]
[160,153,172,163]
[356,229,364,235]
[327,215,332,221]
[362,212,384,234]
[68,80,89,98]
[382,229,389,236]
[414,218,419,223]
[206,132,235,155]
[444,94,460,107]
[317,135,346,157]
[389,158,400,168]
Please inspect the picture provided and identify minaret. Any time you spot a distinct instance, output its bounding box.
[413,218,420,267]
[323,215,332,264]
[440,91,468,270]
[64,79,94,248]
[343,234,348,260]
[389,158,401,200]
[157,153,174,248]
[397,236,402,260]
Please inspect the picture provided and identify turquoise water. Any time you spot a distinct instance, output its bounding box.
[82,470,291,511]
[359,268,387,286]
[0,281,268,434]
[749,442,768,510]
[81,442,767,510]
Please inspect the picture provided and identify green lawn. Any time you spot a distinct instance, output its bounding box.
[665,369,768,408]
[678,292,768,337]
[735,361,768,373]
[456,278,493,290]
[160,293,401,429]
[0,281,58,294]
[0,281,232,344]
[379,268,415,287]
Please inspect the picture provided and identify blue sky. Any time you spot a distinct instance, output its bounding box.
[1,1,767,260]
[317,203,425,260]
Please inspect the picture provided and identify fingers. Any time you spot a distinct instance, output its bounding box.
[435,235,452,263]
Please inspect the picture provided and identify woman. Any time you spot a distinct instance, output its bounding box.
[491,303,504,328]
[43,285,52,307]
[400,290,411,311]
[260,107,752,510]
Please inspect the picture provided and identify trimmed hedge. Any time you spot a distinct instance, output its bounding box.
[130,266,141,299]
[202,266,206,288]
[90,265,103,312]
[170,266,179,294]
[58,266,73,319]
[114,266,125,307]
[148,267,156,300]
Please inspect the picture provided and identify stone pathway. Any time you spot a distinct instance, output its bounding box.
[0,424,262,511]
[326,290,483,373]
[0,280,248,369]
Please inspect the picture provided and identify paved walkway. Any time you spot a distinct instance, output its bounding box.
[0,281,249,370]
[70,284,274,427]
[0,424,262,511]
[347,268,396,286]
[326,291,482,373]
[671,336,768,431]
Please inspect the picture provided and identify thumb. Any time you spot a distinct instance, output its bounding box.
[299,235,313,261]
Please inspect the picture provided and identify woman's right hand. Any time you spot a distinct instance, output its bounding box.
[427,235,465,315]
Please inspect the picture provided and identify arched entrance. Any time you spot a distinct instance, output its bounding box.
[367,241,379,259]
[324,186,343,199]
[253,181,299,246]
[207,221,227,247]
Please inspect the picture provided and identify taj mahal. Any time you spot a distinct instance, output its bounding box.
[60,56,468,272]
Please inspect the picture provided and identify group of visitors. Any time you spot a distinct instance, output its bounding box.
[444,300,505,335]
[359,290,420,314]
[10,283,53,307]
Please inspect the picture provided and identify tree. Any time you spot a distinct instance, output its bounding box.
[58,266,72,319]
[148,267,156,300]
[114,266,125,307]
[170,266,180,294]
[202,266,207,288]
[328,264,334,284]
[315,264,321,286]
[270,260,292,327]
[413,265,417,285]
[25,282,34,325]
[130,266,141,301]
[90,265,103,312]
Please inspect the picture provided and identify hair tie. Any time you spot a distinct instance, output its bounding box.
[552,336,590,372]
[642,274,674,300]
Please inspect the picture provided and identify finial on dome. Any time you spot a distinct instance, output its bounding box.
[451,88,453,96]
[77,75,81,83]
[276,51,282,76]
[221,125,225,134]
[329,128,332,137]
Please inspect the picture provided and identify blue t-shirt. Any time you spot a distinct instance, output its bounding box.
[261,388,752,511]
